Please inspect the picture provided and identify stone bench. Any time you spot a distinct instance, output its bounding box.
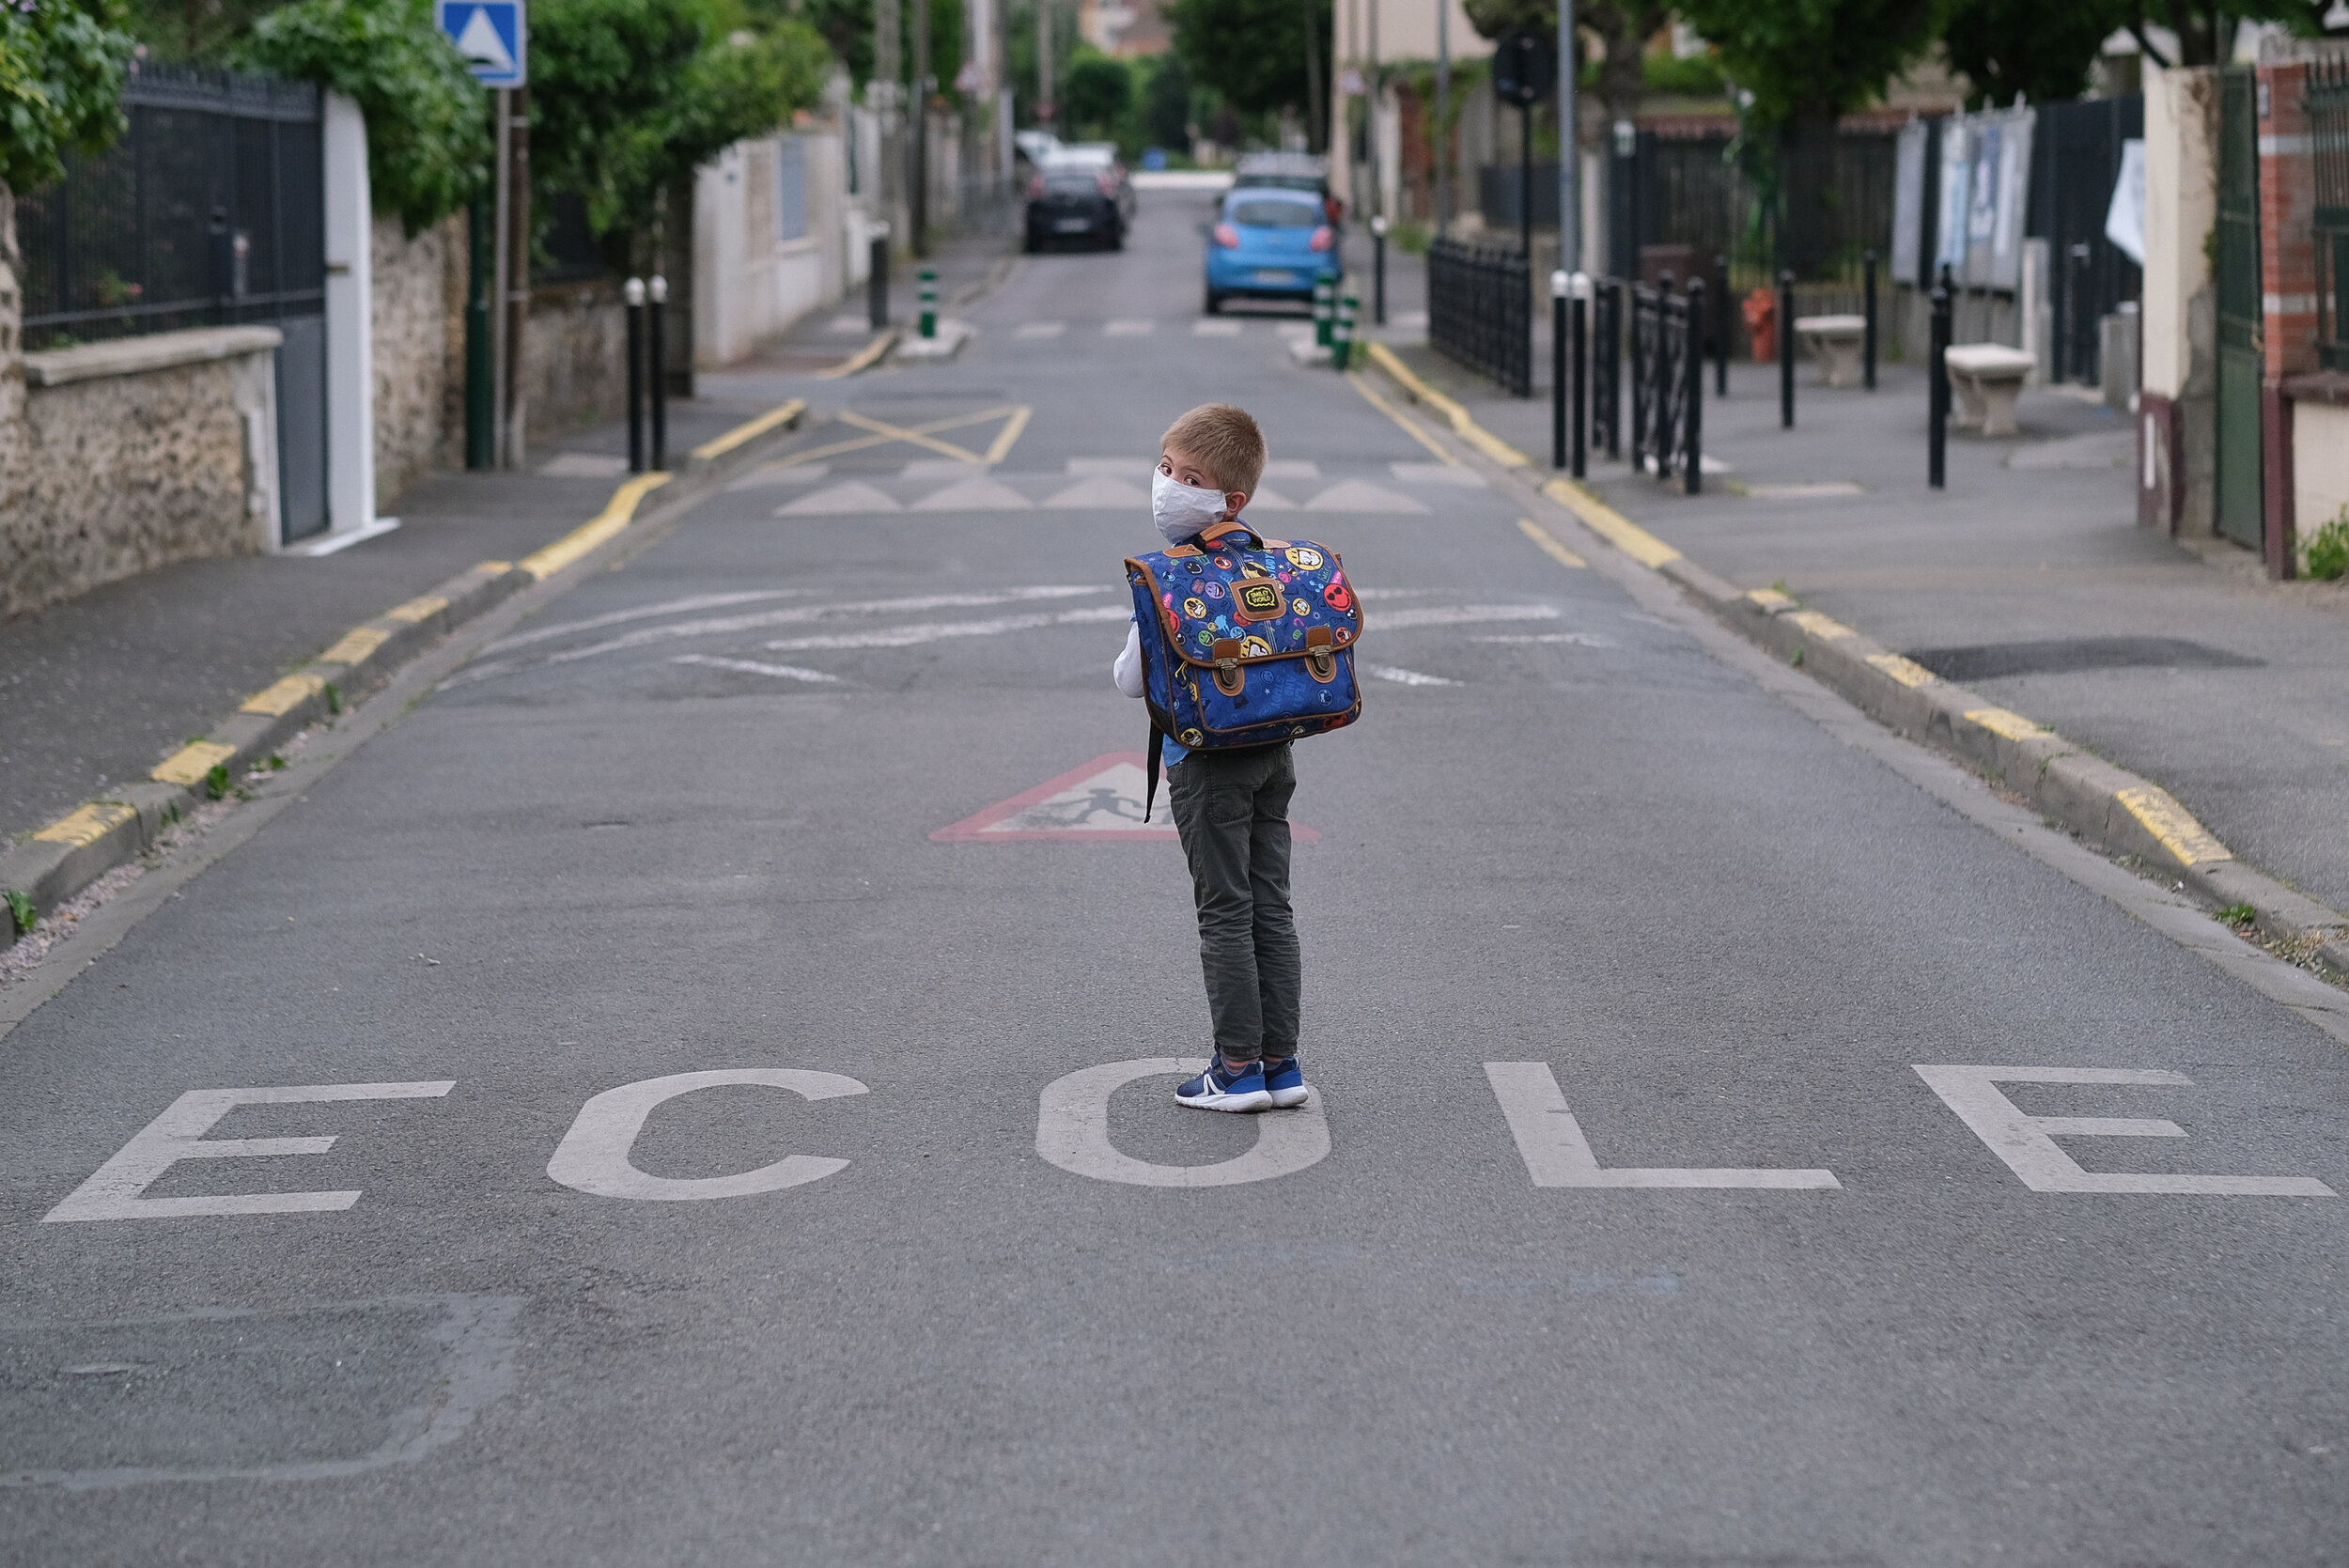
[1795,314,1867,388]
[1943,343,2038,438]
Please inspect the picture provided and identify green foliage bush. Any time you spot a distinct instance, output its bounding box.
[234,0,490,234]
[2305,507,2349,582]
[1062,53,1129,140]
[0,0,137,194]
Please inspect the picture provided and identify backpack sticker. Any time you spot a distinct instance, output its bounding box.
[1232,578,1287,623]
[1286,546,1325,570]
[1183,597,1208,619]
[1240,635,1272,658]
[1203,580,1226,599]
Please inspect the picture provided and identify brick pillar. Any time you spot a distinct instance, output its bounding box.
[2256,57,2319,578]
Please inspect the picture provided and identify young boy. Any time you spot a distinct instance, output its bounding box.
[1111,403,1307,1115]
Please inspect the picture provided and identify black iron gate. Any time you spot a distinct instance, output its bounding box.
[2029,96,2144,386]
[14,65,328,542]
[2215,68,2263,551]
[1427,237,1532,396]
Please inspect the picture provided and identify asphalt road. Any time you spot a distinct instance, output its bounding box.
[5,187,2348,1567]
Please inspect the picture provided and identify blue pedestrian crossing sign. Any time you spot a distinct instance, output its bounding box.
[438,0,525,86]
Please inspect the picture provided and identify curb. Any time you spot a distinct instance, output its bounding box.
[0,395,808,942]
[1361,349,2349,983]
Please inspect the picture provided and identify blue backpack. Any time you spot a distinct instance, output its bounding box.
[1125,524,1363,817]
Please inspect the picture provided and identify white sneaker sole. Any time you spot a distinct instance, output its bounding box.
[1174,1085,1273,1113]
[1266,1085,1310,1109]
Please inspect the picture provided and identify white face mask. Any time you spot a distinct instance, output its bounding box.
[1152,468,1229,545]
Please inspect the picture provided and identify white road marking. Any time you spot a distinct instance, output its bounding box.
[1247,484,1302,510]
[1017,321,1066,337]
[1305,478,1431,514]
[1912,1066,2338,1196]
[1103,319,1155,335]
[1391,462,1487,487]
[909,476,1032,511]
[1472,631,1619,647]
[486,591,807,654]
[1191,318,1242,335]
[776,480,904,515]
[726,462,830,489]
[537,452,630,479]
[1261,459,1322,479]
[44,1082,457,1221]
[1043,475,1150,508]
[672,655,843,683]
[1368,604,1563,629]
[546,1070,868,1201]
[901,458,991,479]
[1365,664,1456,687]
[763,604,1130,652]
[1036,1059,1330,1187]
[447,587,1116,686]
[1484,1063,1841,1189]
[1066,457,1142,475]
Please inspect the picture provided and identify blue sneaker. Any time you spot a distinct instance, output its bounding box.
[1175,1056,1271,1113]
[1262,1056,1309,1109]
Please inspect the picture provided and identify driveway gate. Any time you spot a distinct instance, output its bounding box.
[14,66,329,543]
[2215,67,2264,551]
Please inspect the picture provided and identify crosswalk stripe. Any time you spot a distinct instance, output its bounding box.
[1304,478,1430,514]
[1104,319,1155,335]
[1016,321,1066,337]
[777,480,902,515]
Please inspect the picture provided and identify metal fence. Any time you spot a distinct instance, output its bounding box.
[1628,278,1703,491]
[2030,96,2144,384]
[2311,56,2349,372]
[14,64,324,350]
[1427,237,1531,396]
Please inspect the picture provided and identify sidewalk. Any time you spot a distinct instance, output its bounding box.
[1383,335,2349,921]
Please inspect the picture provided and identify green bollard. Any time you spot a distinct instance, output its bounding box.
[1314,276,1334,349]
[919,268,939,339]
[1332,293,1357,371]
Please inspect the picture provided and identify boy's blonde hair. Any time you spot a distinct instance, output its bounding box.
[1161,403,1267,498]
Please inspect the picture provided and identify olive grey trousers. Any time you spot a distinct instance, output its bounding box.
[1167,742,1299,1064]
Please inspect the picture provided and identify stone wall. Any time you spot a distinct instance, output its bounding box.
[521,281,627,446]
[2,331,279,618]
[370,211,465,501]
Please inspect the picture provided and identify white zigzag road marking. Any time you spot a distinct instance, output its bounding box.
[673,655,844,683]
[487,590,808,653]
[763,605,1133,652]
[1365,664,1458,687]
[1364,604,1563,629]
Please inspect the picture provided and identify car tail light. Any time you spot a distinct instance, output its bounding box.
[1213,224,1240,248]
[1309,225,1335,252]
[1029,176,1044,199]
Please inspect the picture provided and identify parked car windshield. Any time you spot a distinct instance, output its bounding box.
[1229,198,1321,227]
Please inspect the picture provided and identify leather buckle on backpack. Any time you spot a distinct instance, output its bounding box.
[1209,638,1246,696]
[1303,626,1338,683]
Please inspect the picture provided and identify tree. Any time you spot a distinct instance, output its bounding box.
[1139,51,1191,151]
[0,0,137,194]
[1063,53,1129,139]
[1941,0,2123,104]
[236,0,491,234]
[1672,0,1942,134]
[1164,0,1330,130]
[1460,0,1667,130]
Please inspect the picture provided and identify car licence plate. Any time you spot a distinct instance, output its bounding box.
[1056,218,1092,232]
[1253,269,1296,285]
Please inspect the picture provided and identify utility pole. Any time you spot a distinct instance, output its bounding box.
[1302,0,1324,154]
[497,86,530,469]
[1558,0,1576,272]
[911,0,930,256]
[1366,0,1379,216]
[1434,0,1449,232]
[876,0,902,242]
[1036,0,1052,135]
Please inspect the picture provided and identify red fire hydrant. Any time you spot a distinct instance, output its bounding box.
[1741,287,1777,364]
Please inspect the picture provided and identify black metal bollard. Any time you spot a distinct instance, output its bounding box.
[868,220,892,328]
[1571,281,1588,480]
[1713,252,1728,398]
[625,275,646,474]
[1863,249,1879,392]
[1373,215,1389,327]
[1685,277,1704,496]
[1778,270,1796,429]
[1550,270,1568,469]
[1929,267,1952,489]
[648,273,669,471]
[1604,279,1624,461]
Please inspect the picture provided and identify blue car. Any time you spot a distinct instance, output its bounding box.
[1204,187,1339,314]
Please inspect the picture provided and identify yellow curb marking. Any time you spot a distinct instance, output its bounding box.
[812,330,897,380]
[521,472,674,582]
[1516,517,1587,569]
[1866,653,1939,688]
[1540,478,1682,569]
[691,397,806,463]
[152,741,237,787]
[319,625,391,666]
[474,560,513,573]
[772,405,1021,469]
[1964,706,2048,743]
[34,802,138,848]
[1746,587,1797,613]
[1363,342,1530,468]
[383,595,449,625]
[2117,785,2234,866]
[982,404,1034,465]
[1783,610,1856,641]
[1344,370,1456,462]
[240,673,328,717]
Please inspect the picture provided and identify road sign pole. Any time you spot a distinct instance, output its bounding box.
[490,86,509,468]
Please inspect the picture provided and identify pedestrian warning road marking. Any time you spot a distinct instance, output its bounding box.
[777,480,903,515]
[910,476,1030,511]
[930,753,1321,843]
[1305,478,1430,514]
[1043,475,1150,508]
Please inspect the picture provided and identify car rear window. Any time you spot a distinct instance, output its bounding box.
[1230,199,1320,227]
[1045,173,1101,192]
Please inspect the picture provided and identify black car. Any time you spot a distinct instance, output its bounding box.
[1025,166,1125,252]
